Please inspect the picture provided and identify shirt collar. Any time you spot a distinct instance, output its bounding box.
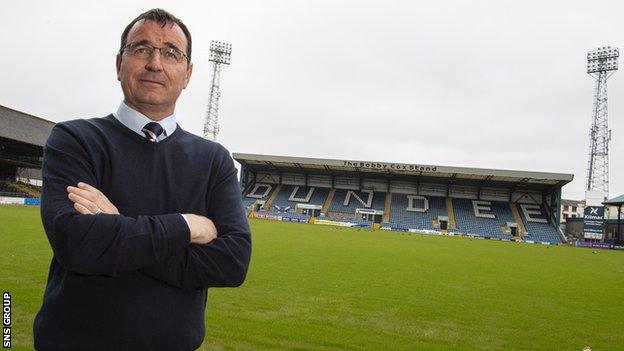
[113,101,177,139]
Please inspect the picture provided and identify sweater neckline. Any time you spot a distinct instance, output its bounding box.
[105,114,184,146]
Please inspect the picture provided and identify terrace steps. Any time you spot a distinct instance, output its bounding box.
[261,184,282,210]
[383,193,392,223]
[321,188,336,214]
[446,197,457,229]
[510,203,528,235]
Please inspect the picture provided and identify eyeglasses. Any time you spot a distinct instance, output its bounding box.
[122,42,189,64]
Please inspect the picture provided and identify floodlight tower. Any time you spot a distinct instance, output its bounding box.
[203,41,232,141]
[585,46,618,200]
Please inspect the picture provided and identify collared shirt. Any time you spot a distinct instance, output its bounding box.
[112,101,190,228]
[113,101,177,142]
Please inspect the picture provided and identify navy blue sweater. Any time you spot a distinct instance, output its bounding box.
[33,115,252,350]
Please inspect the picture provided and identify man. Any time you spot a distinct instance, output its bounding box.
[33,9,252,350]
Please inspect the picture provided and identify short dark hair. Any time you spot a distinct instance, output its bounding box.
[120,8,192,62]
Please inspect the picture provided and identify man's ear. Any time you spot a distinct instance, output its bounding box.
[183,62,193,89]
[116,54,122,81]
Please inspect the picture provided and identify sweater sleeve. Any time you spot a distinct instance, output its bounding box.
[40,123,190,277]
[140,146,252,289]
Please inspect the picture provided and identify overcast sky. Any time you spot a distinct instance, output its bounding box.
[1,0,623,200]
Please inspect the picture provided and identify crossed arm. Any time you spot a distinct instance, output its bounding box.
[41,123,251,290]
[67,182,217,245]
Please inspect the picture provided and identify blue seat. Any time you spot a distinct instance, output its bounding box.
[387,194,446,231]
[517,204,561,244]
[453,199,514,240]
[272,185,329,209]
[328,189,385,214]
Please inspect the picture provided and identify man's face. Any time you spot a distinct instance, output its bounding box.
[116,19,193,119]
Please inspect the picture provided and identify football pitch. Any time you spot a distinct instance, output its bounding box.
[1,205,623,350]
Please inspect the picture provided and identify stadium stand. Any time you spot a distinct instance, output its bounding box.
[11,180,41,197]
[242,196,256,210]
[234,154,573,245]
[0,178,41,198]
[0,179,26,198]
[453,199,515,240]
[241,183,274,211]
[517,204,561,243]
[0,105,53,200]
[328,189,385,215]
[386,194,447,231]
[249,185,330,221]
[272,185,329,208]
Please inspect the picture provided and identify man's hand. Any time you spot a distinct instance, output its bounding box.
[185,214,218,244]
[67,182,120,215]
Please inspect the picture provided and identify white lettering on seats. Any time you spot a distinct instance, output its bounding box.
[288,186,314,202]
[247,184,272,199]
[520,204,548,223]
[473,200,495,219]
[406,195,428,212]
[344,190,373,208]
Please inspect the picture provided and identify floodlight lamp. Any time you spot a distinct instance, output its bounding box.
[209,40,232,64]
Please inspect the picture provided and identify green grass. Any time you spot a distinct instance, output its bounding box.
[1,205,623,350]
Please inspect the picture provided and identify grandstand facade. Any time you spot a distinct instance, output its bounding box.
[0,105,53,199]
[234,153,574,244]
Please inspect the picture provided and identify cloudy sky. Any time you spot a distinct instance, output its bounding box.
[1,0,623,200]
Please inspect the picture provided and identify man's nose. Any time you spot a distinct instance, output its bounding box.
[145,50,164,71]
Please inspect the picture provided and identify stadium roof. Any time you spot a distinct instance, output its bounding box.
[0,105,55,147]
[603,194,624,206]
[233,153,574,190]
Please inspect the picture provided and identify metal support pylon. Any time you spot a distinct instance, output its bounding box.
[203,41,231,141]
[586,71,611,197]
[585,46,618,200]
[204,62,222,141]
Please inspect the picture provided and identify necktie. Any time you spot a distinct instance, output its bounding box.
[142,122,164,142]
